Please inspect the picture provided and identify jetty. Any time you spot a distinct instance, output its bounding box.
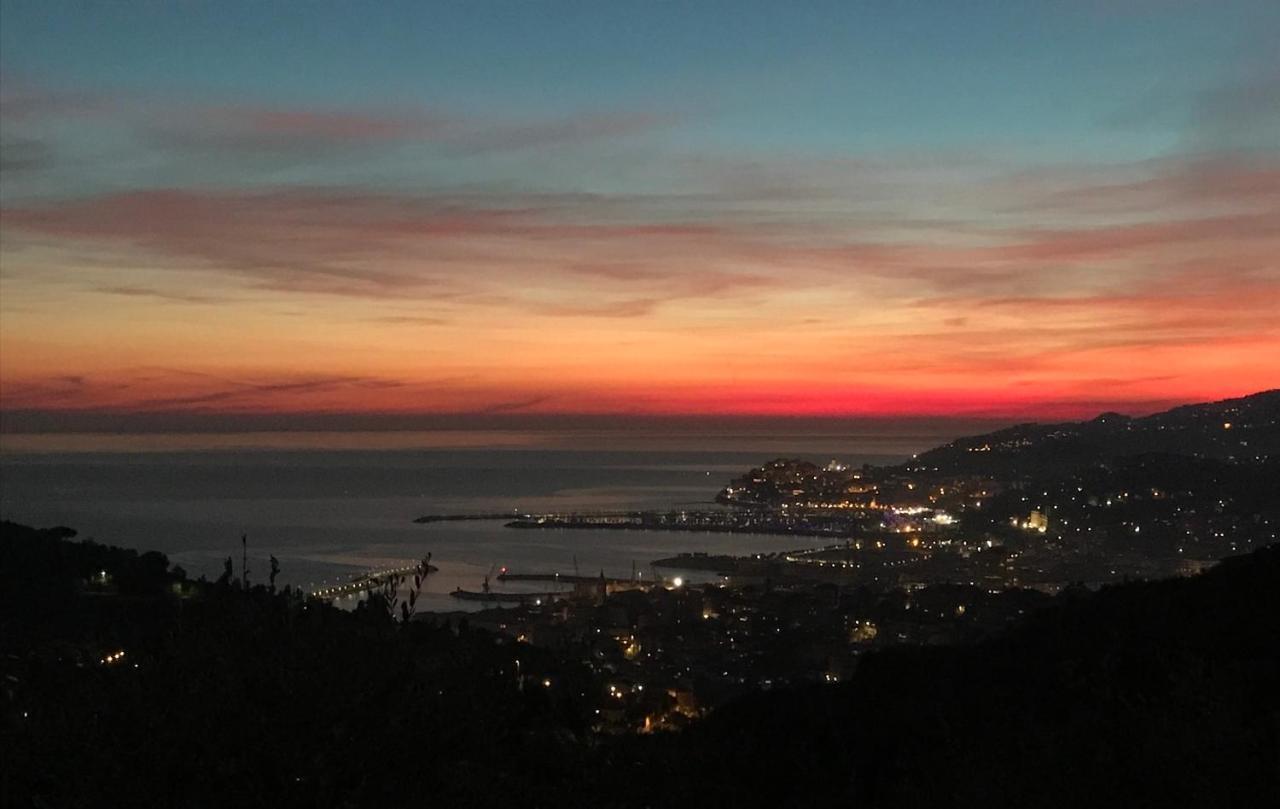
[497,571,640,585]
[310,562,437,601]
[450,588,568,604]
[414,513,530,524]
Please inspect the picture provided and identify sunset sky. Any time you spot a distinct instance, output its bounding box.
[2,1,1278,431]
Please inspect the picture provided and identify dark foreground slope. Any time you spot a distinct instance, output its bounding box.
[0,521,598,809]
[3,520,1278,808]
[597,545,1280,808]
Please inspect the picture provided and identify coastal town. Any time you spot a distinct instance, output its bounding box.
[5,391,1277,804]
[402,392,1279,732]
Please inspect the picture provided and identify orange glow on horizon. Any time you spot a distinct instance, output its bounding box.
[2,156,1277,427]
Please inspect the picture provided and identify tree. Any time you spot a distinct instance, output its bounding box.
[367,554,434,624]
[217,557,234,587]
[240,534,250,588]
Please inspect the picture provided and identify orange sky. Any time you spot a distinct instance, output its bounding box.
[3,174,1276,425]
[2,6,1279,429]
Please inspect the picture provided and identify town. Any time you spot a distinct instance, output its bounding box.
[5,390,1277,805]
[411,392,1279,731]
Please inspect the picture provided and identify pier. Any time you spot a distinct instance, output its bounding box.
[414,513,530,524]
[497,571,641,585]
[310,562,437,601]
[450,588,568,604]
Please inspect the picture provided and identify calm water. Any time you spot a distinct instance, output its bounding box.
[0,432,934,612]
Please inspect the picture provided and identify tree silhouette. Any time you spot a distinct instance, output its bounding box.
[240,534,249,588]
[217,556,234,587]
[367,554,434,624]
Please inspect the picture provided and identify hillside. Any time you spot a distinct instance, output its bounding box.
[907,389,1280,475]
[4,522,1278,806]
[595,542,1280,808]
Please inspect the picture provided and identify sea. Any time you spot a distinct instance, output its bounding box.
[0,429,950,613]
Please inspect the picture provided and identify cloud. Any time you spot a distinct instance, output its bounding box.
[3,148,1277,341]
[2,189,473,297]
[373,315,451,326]
[4,78,677,162]
[92,285,228,305]
[141,104,453,157]
[0,187,771,304]
[1188,65,1280,155]
[0,369,419,413]
[0,79,109,122]
[445,111,677,154]
[0,137,55,174]
[471,395,556,414]
[991,210,1279,262]
[544,298,666,318]
[539,265,783,318]
[1011,155,1280,217]
[3,145,1277,303]
[127,376,374,410]
[2,126,1277,423]
[0,366,586,422]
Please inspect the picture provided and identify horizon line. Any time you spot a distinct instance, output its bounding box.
[3,390,1269,435]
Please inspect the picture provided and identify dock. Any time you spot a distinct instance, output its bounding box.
[414,513,530,524]
[310,562,437,601]
[450,588,568,604]
[497,571,641,585]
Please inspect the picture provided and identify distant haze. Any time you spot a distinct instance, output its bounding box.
[0,412,1000,456]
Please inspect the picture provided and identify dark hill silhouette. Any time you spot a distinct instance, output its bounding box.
[1,521,597,808]
[595,543,1280,808]
[5,518,1278,805]
[907,389,1280,475]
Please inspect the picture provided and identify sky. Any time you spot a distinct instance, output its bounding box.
[1,0,1278,433]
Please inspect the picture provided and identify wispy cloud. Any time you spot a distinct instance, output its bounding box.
[0,369,416,413]
[92,285,228,305]
[3,78,679,166]
[0,78,109,122]
[141,105,451,156]
[372,314,451,326]
[2,82,1277,419]
[0,188,773,305]
[0,136,56,174]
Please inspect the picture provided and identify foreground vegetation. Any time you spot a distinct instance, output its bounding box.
[3,520,1277,807]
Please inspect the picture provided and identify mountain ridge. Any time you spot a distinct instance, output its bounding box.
[905,389,1280,475]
